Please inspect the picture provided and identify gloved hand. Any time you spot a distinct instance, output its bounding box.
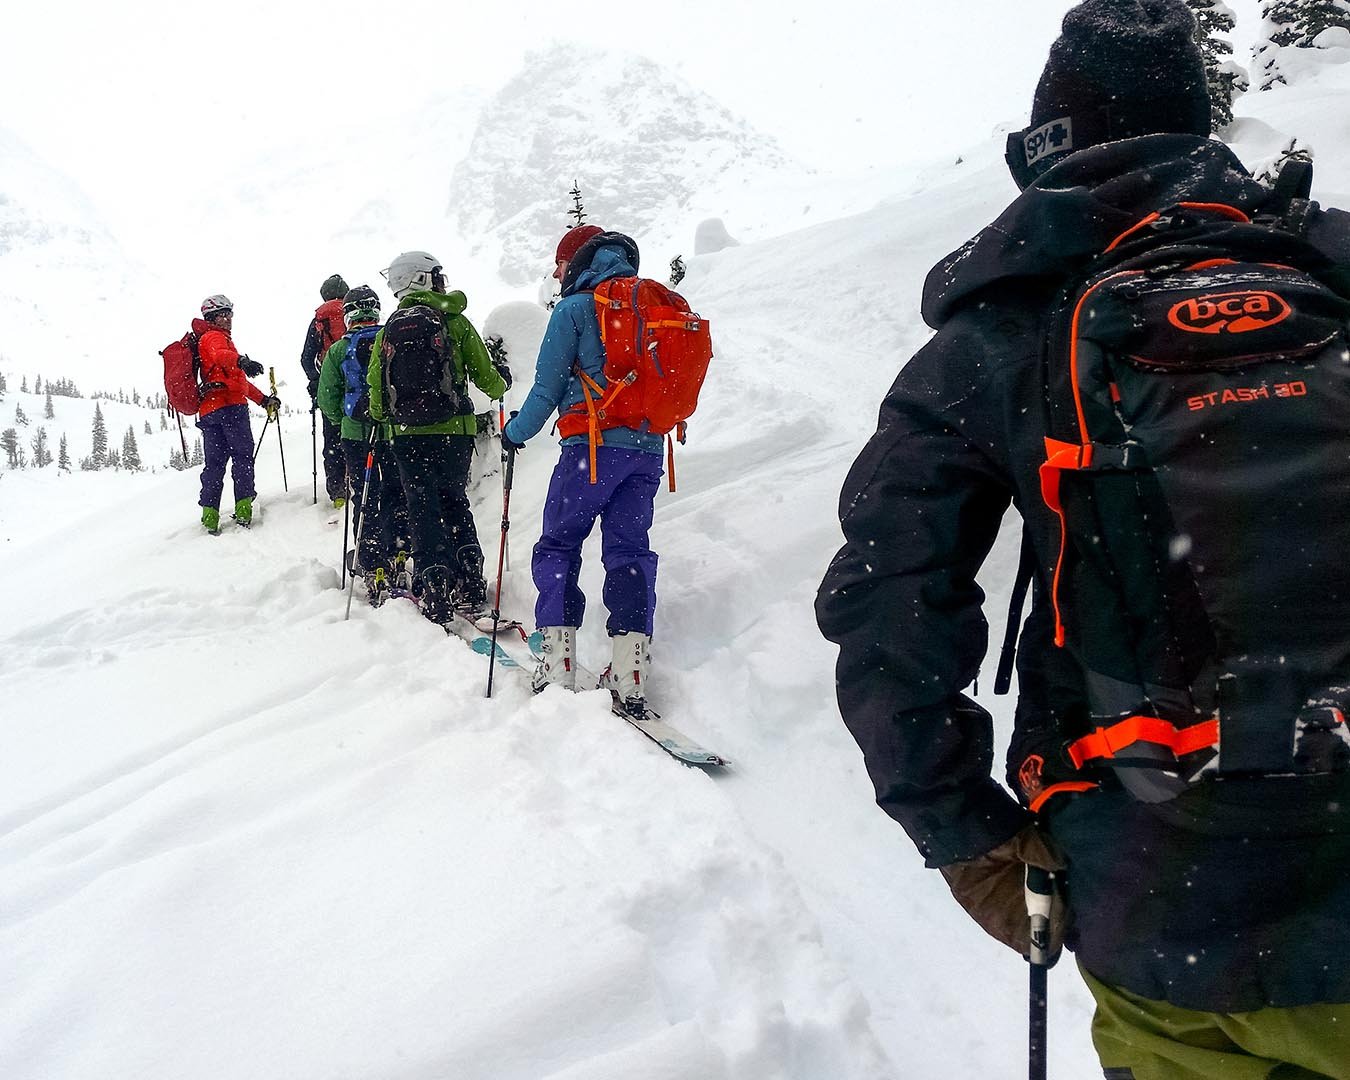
[260,394,281,414]
[238,355,265,378]
[491,357,513,390]
[307,379,319,403]
[198,380,226,395]
[938,824,1069,963]
[351,398,371,423]
[500,427,525,453]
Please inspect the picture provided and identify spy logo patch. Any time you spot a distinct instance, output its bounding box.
[1024,117,1073,166]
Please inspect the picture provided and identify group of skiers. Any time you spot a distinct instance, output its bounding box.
[816,0,1350,1077]
[184,227,711,716]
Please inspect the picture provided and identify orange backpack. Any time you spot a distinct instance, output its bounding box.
[555,277,712,488]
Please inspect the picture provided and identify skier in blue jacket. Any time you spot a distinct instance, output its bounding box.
[502,226,663,711]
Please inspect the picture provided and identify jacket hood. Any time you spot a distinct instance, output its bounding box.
[923,135,1270,328]
[561,232,640,298]
[192,317,226,338]
[399,289,467,317]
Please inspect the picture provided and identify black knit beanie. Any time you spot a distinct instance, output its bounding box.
[320,274,349,302]
[1020,0,1211,180]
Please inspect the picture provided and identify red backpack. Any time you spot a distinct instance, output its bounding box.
[161,331,201,415]
[315,299,347,363]
[555,277,713,488]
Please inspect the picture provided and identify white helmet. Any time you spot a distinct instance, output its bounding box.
[381,251,444,299]
[200,293,234,318]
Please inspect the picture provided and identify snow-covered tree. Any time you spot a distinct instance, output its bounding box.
[1187,0,1244,127]
[107,447,122,470]
[144,420,153,435]
[160,412,169,431]
[669,255,687,288]
[568,180,587,228]
[58,433,71,472]
[122,426,142,471]
[0,428,19,468]
[30,426,53,468]
[20,376,28,393]
[0,371,7,396]
[14,403,29,427]
[169,448,188,471]
[90,402,108,469]
[133,389,141,406]
[1255,0,1350,90]
[190,438,204,466]
[33,374,41,394]
[44,390,54,419]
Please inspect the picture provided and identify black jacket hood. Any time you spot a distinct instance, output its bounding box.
[923,135,1271,328]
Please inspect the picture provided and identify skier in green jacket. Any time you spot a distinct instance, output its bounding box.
[367,252,510,626]
[317,285,410,603]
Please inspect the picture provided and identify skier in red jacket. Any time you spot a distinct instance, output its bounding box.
[195,294,278,533]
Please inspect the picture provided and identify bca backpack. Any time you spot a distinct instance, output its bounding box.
[339,326,381,419]
[161,331,201,415]
[379,306,465,425]
[555,277,713,488]
[1035,196,1350,811]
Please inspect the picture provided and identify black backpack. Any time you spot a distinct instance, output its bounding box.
[1030,183,1350,809]
[380,306,467,425]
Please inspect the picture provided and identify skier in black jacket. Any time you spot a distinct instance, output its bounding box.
[816,2,1350,1076]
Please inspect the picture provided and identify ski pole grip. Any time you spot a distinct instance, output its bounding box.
[1025,865,1054,967]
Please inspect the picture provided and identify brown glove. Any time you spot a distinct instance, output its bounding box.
[938,825,1069,961]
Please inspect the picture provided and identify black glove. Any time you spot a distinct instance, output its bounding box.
[239,355,265,378]
[307,379,319,403]
[260,394,281,414]
[491,357,513,390]
[500,427,525,452]
[351,397,371,423]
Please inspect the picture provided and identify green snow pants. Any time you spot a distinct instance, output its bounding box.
[1082,965,1350,1079]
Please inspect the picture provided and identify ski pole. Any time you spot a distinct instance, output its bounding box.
[340,474,351,589]
[486,436,517,699]
[270,367,288,492]
[1026,865,1054,1080]
[175,411,188,459]
[344,428,379,621]
[311,403,318,505]
[498,402,511,573]
[253,412,272,464]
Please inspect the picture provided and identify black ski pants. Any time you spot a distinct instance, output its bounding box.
[341,437,410,574]
[319,411,346,502]
[391,434,484,590]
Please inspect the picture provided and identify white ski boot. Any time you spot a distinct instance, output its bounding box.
[531,626,577,694]
[600,632,652,713]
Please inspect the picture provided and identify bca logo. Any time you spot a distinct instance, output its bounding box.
[1167,290,1292,334]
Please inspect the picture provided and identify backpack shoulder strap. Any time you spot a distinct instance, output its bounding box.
[994,528,1037,695]
[1264,156,1316,238]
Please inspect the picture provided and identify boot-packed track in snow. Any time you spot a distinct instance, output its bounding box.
[0,146,1129,1078]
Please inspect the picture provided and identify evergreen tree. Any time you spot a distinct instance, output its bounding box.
[1187,0,1243,128]
[190,438,204,466]
[30,426,52,468]
[33,374,41,394]
[19,376,28,393]
[169,448,188,471]
[107,447,122,470]
[90,401,109,469]
[669,255,687,288]
[568,180,587,227]
[122,426,142,471]
[160,412,169,431]
[1256,0,1350,90]
[44,389,54,419]
[0,428,18,468]
[144,420,153,435]
[58,433,71,472]
[0,371,7,396]
[133,389,141,406]
[14,403,28,427]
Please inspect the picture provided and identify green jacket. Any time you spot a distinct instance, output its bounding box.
[317,329,390,441]
[367,289,505,437]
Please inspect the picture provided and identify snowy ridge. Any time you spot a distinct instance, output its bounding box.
[448,44,804,286]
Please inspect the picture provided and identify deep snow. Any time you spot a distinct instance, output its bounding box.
[6,8,1350,1078]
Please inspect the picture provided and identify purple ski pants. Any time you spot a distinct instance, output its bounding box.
[198,403,256,509]
[533,444,662,636]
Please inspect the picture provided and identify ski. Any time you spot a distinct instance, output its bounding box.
[521,637,730,769]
